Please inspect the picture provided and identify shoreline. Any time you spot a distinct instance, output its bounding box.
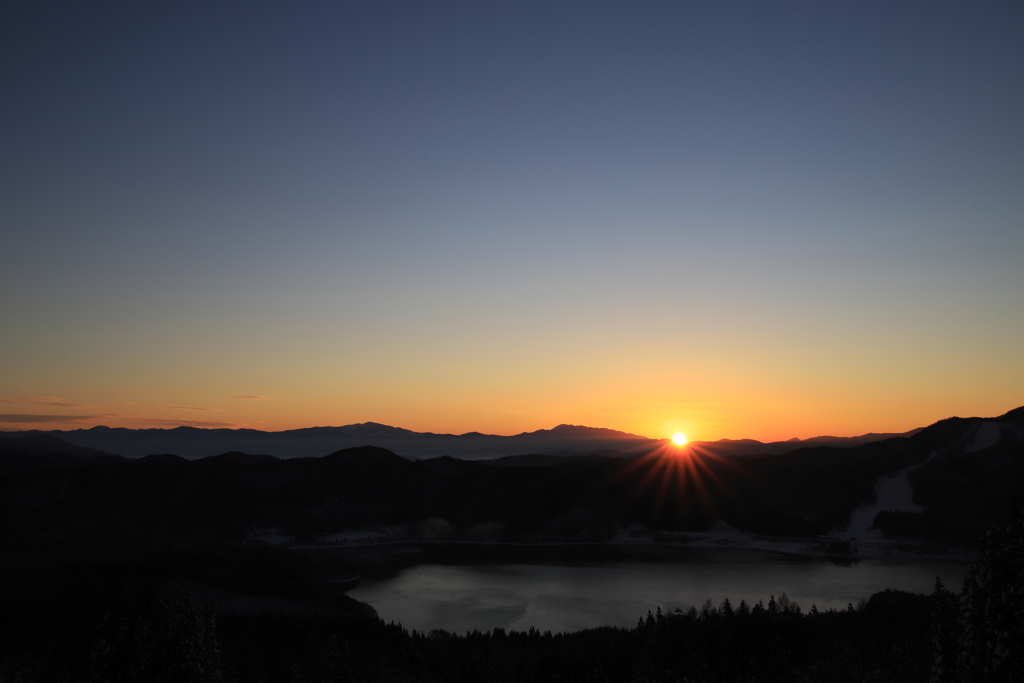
[285,533,976,563]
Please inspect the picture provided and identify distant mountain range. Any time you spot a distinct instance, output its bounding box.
[686,429,923,458]
[0,422,921,460]
[2,406,1022,549]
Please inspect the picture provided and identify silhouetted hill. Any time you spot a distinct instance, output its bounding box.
[874,415,1024,542]
[200,451,280,465]
[0,435,125,475]
[531,424,641,439]
[685,429,922,458]
[996,405,1024,423]
[138,453,189,463]
[323,445,410,465]
[0,434,114,457]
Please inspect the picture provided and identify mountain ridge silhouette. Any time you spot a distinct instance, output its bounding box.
[1,421,924,460]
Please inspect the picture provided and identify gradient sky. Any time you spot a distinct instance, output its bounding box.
[2,2,1022,442]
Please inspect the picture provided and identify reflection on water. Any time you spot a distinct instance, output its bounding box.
[347,549,970,634]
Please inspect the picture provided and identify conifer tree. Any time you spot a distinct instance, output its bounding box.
[954,508,1024,682]
[149,584,222,683]
[930,576,958,683]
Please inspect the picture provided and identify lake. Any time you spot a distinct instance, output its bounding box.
[346,548,971,634]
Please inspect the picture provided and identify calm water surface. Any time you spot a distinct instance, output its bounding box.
[347,549,970,634]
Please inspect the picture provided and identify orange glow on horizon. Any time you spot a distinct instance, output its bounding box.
[0,382,1014,444]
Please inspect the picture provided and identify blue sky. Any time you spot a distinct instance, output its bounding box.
[2,1,1022,439]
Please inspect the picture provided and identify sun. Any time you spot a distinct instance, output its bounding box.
[672,432,688,445]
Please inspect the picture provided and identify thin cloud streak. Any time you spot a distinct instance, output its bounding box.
[162,405,221,412]
[29,397,92,408]
[0,397,92,408]
[0,411,243,430]
[0,414,107,424]
[234,395,272,401]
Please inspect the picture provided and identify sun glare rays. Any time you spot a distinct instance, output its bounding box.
[608,439,748,530]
